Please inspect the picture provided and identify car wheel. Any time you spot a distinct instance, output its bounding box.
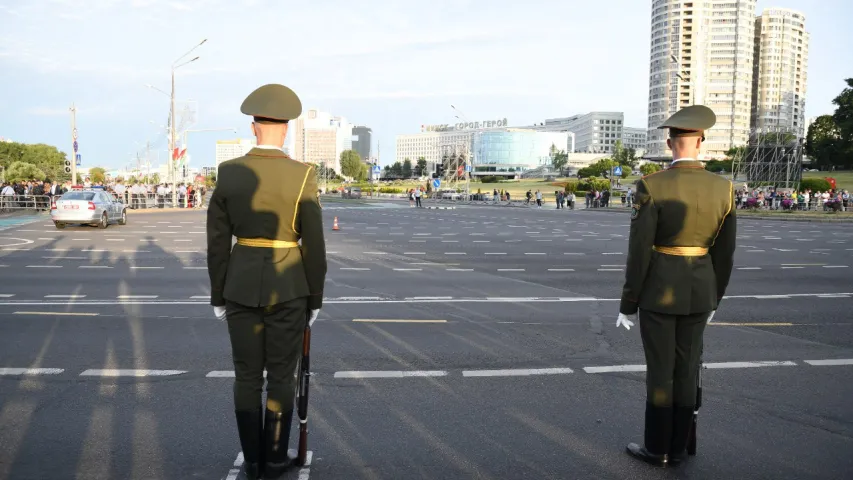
[54,222,65,230]
[118,210,127,225]
[99,213,108,229]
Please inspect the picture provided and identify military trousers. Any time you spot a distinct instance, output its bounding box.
[638,309,709,455]
[225,297,307,413]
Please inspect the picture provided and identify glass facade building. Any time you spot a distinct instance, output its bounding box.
[472,130,570,175]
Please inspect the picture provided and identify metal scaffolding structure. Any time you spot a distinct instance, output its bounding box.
[438,140,470,195]
[732,127,804,189]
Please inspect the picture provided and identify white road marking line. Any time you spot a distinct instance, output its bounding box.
[737,267,762,270]
[548,268,575,272]
[0,294,15,297]
[602,252,624,255]
[498,269,525,272]
[190,295,210,299]
[44,294,86,298]
[823,265,849,269]
[462,368,574,377]
[353,319,446,323]
[82,249,107,252]
[43,256,87,259]
[406,296,452,300]
[106,239,124,242]
[393,268,422,271]
[704,361,797,369]
[175,239,192,242]
[804,359,853,366]
[597,268,623,272]
[752,295,791,299]
[484,252,506,255]
[747,249,765,253]
[80,369,187,377]
[27,265,62,268]
[564,253,585,255]
[340,267,370,271]
[444,252,466,255]
[79,266,112,269]
[409,240,426,243]
[183,267,207,270]
[117,295,158,299]
[337,296,383,301]
[446,268,473,271]
[130,266,164,269]
[404,252,425,255]
[334,370,447,378]
[14,311,99,316]
[584,365,646,373]
[0,368,64,375]
[207,371,236,378]
[473,240,490,243]
[781,266,804,269]
[363,251,386,255]
[441,240,459,243]
[524,253,545,255]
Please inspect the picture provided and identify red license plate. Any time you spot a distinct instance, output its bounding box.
[63,205,78,209]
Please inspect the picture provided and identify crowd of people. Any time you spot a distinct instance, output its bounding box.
[0,178,208,210]
[737,186,850,211]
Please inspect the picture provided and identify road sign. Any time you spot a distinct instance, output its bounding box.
[465,165,472,172]
[372,165,381,174]
[75,154,81,166]
[73,141,78,153]
[72,128,78,140]
[432,178,441,189]
[613,166,622,176]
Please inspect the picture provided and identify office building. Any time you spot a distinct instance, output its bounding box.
[200,166,216,177]
[215,139,256,171]
[622,127,648,153]
[352,126,372,161]
[751,8,809,138]
[647,0,757,159]
[471,129,571,176]
[396,121,507,173]
[525,112,623,154]
[292,109,353,173]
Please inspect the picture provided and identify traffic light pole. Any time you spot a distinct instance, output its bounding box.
[69,103,78,185]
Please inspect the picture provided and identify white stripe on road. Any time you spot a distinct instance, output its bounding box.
[823,265,849,269]
[737,267,762,270]
[584,365,647,374]
[80,369,187,377]
[117,295,158,299]
[43,256,87,260]
[446,268,473,271]
[548,268,575,272]
[393,268,422,271]
[498,269,525,272]
[462,368,574,377]
[79,266,112,269]
[334,370,447,379]
[14,311,98,316]
[0,294,15,298]
[130,266,164,270]
[406,296,453,300]
[804,359,853,366]
[206,371,236,378]
[340,267,370,271]
[183,267,207,270]
[27,265,62,268]
[0,368,65,375]
[704,361,797,369]
[44,294,86,298]
[190,295,210,299]
[484,252,506,255]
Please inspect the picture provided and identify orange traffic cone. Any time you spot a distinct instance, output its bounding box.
[333,216,340,230]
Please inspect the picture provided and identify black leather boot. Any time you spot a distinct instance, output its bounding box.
[235,409,264,480]
[668,405,695,464]
[626,403,673,468]
[263,408,294,480]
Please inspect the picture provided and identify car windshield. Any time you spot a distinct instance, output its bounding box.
[61,192,95,200]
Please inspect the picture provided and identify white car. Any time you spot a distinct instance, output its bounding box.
[51,189,127,229]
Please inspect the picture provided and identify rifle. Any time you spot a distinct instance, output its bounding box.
[687,345,703,456]
[295,313,313,466]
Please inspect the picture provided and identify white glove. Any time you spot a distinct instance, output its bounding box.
[707,310,716,324]
[616,313,636,330]
[213,305,226,321]
[308,309,320,327]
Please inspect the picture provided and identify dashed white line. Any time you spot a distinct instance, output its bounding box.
[484,252,506,255]
[80,369,187,377]
[79,266,112,269]
[524,253,546,256]
[444,252,466,255]
[446,268,473,271]
[207,371,236,378]
[584,365,647,374]
[403,252,425,255]
[804,359,853,366]
[498,269,525,272]
[823,265,849,269]
[334,370,447,379]
[340,267,370,271]
[130,266,164,270]
[117,295,158,299]
[27,265,62,268]
[190,295,211,299]
[0,294,15,298]
[393,268,422,271]
[0,368,65,376]
[462,368,574,377]
[44,294,86,298]
[548,268,575,272]
[737,267,762,270]
[704,361,797,369]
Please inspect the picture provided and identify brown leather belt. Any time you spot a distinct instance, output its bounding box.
[653,245,709,256]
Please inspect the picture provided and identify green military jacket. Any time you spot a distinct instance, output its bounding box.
[620,160,737,316]
[207,147,327,309]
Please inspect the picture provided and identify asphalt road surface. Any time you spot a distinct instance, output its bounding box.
[1,201,851,480]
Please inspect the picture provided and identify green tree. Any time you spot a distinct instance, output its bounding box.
[806,115,843,169]
[88,166,106,184]
[550,145,568,175]
[339,149,363,179]
[612,140,639,169]
[205,171,217,188]
[402,158,413,178]
[577,158,619,178]
[0,141,69,182]
[389,161,403,177]
[832,78,853,158]
[640,163,662,176]
[5,161,46,183]
[416,157,427,177]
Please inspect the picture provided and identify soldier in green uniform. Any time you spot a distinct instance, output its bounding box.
[616,105,737,467]
[207,83,327,480]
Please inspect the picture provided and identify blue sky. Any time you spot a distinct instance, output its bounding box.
[0,0,849,171]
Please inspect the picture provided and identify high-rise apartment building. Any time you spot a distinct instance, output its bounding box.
[526,112,623,154]
[352,126,372,161]
[621,127,648,153]
[292,109,353,174]
[751,8,809,138]
[647,0,757,159]
[215,138,256,171]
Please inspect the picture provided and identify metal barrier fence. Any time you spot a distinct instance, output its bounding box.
[0,195,52,212]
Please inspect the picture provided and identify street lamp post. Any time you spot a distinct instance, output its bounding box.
[146,38,206,207]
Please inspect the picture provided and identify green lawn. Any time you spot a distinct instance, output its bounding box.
[803,170,852,190]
